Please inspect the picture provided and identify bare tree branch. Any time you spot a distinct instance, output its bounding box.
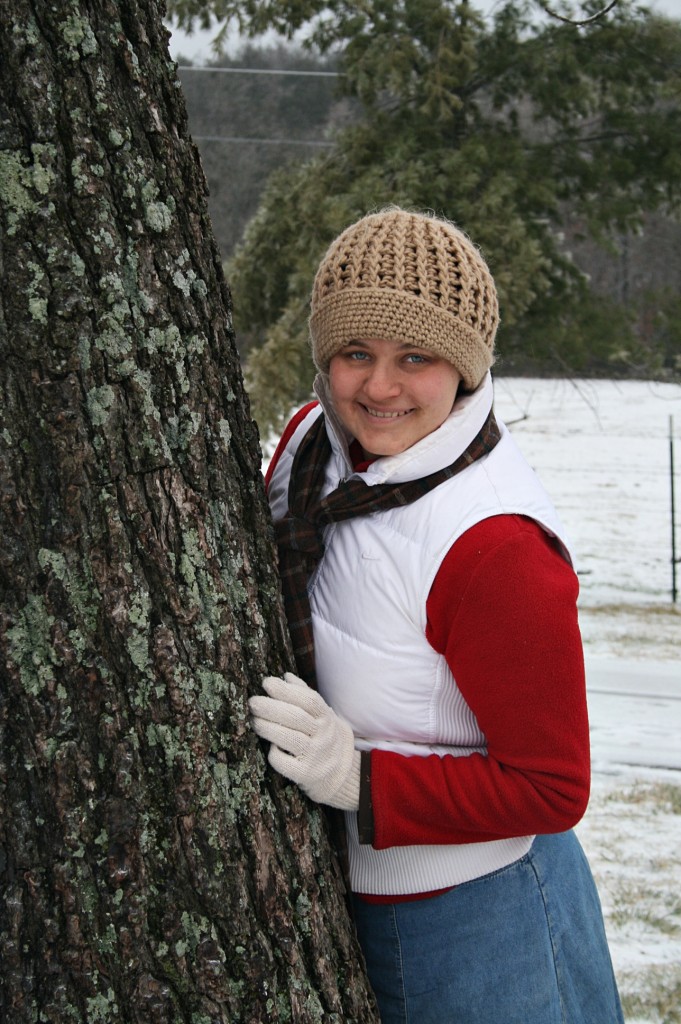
[537,0,619,26]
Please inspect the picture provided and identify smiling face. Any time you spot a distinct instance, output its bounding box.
[328,337,462,459]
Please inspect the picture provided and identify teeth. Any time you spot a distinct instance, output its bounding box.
[365,407,411,419]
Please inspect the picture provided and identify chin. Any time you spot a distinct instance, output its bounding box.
[360,437,409,458]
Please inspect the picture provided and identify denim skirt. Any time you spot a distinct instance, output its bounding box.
[351,831,624,1024]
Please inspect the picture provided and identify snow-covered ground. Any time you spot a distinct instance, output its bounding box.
[494,377,680,659]
[494,379,681,1024]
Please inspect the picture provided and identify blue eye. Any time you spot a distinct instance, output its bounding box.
[405,353,428,364]
[347,350,370,361]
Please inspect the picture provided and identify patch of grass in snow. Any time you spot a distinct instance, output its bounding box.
[608,781,681,815]
[582,604,681,621]
[620,969,681,1024]
[585,780,681,1023]
[610,877,681,935]
[579,603,681,660]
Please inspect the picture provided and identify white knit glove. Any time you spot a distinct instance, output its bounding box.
[249,672,361,811]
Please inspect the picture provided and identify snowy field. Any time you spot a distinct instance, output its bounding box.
[495,379,681,1024]
[494,378,680,627]
[263,378,681,1021]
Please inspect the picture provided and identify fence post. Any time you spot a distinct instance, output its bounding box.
[671,416,678,604]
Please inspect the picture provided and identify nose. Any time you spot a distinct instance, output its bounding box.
[362,360,401,401]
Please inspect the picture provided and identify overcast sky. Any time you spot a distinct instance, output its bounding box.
[166,0,681,63]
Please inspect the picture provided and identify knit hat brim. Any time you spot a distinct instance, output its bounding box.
[310,288,494,392]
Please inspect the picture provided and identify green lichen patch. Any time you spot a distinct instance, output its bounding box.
[146,722,192,770]
[87,384,116,426]
[12,18,40,47]
[38,549,102,640]
[126,588,152,677]
[143,323,182,357]
[26,261,49,324]
[61,12,99,59]
[0,145,57,235]
[217,419,232,448]
[141,180,175,234]
[6,594,59,695]
[108,128,126,149]
[85,988,120,1023]
[196,667,235,717]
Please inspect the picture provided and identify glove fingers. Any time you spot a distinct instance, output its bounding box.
[252,718,309,757]
[262,673,307,688]
[249,695,316,736]
[262,676,325,716]
[282,672,307,687]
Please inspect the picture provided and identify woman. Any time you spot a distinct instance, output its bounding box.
[249,208,624,1024]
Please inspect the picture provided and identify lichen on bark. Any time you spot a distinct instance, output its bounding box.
[0,2,378,1021]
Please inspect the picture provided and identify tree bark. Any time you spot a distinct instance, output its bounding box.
[0,2,379,1021]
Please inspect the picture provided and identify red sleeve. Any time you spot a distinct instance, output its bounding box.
[264,401,319,492]
[370,515,590,848]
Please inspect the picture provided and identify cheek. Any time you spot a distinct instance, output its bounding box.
[436,370,461,409]
[422,380,458,416]
[328,362,353,404]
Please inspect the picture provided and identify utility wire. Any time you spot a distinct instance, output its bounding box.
[177,65,342,77]
[192,134,333,147]
[179,65,339,146]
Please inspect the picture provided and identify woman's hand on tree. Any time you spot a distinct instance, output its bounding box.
[249,672,360,811]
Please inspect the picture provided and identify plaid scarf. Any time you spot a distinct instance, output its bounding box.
[274,408,501,686]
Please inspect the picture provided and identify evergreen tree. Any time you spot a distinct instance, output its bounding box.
[178,43,347,261]
[170,0,681,434]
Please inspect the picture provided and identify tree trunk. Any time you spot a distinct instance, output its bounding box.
[0,2,379,1021]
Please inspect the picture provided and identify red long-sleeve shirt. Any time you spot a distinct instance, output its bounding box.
[371,514,589,849]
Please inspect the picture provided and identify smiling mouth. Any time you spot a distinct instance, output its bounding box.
[362,405,414,419]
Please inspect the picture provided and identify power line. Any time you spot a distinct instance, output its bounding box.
[192,134,333,147]
[177,65,342,77]
[178,63,339,148]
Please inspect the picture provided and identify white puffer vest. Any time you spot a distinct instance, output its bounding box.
[269,374,574,895]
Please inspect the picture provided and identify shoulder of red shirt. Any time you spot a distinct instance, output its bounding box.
[264,401,319,491]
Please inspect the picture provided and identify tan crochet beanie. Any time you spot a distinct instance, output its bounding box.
[309,208,499,391]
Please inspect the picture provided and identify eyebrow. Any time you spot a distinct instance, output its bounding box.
[345,339,419,351]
